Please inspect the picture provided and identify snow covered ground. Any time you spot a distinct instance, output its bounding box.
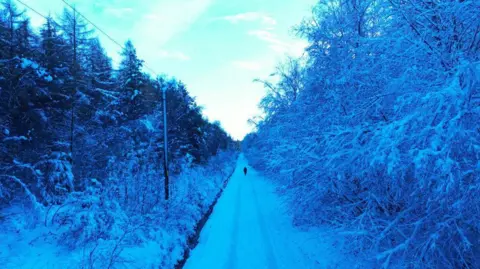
[0,152,237,269]
[1,153,367,269]
[184,154,365,269]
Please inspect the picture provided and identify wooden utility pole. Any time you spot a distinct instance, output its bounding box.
[159,79,169,200]
[70,5,77,164]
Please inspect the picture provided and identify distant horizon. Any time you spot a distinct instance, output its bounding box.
[23,0,316,140]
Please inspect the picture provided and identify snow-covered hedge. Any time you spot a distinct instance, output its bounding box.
[244,1,480,268]
[0,150,237,268]
[246,67,480,268]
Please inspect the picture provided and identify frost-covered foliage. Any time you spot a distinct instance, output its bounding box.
[0,1,234,203]
[244,1,480,268]
[0,1,238,268]
[0,151,237,268]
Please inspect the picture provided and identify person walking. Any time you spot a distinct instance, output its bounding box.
[243,167,248,176]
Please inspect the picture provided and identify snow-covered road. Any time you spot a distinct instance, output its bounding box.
[184,155,340,269]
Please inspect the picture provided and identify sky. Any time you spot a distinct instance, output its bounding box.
[22,0,316,140]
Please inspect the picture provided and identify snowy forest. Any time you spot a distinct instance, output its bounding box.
[0,1,238,268]
[1,0,480,268]
[244,0,480,268]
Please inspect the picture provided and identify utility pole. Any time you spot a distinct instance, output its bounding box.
[159,79,169,200]
[70,4,77,167]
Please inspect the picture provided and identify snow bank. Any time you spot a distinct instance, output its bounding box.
[0,151,237,268]
[245,62,480,268]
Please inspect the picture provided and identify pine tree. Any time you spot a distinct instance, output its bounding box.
[118,40,146,121]
[60,7,92,170]
[0,0,25,58]
[39,16,69,78]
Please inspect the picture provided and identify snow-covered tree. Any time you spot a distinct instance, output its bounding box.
[245,1,480,268]
[0,4,237,267]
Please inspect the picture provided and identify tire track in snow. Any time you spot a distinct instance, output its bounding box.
[250,177,279,269]
[224,180,242,269]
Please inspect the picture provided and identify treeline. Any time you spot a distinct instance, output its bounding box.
[0,0,234,208]
[244,1,479,268]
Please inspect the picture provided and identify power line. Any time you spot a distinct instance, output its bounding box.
[15,0,86,47]
[15,0,66,31]
[16,0,168,200]
[15,0,155,73]
[14,0,71,56]
[60,0,160,77]
[15,0,44,19]
[14,0,121,67]
[59,1,169,200]
[60,0,123,49]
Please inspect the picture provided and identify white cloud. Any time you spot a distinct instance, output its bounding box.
[104,7,133,17]
[158,50,191,61]
[289,40,309,57]
[131,0,213,64]
[248,30,283,45]
[232,61,262,71]
[248,30,308,57]
[143,14,160,20]
[219,12,277,26]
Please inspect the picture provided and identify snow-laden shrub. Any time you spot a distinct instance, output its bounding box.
[52,178,126,249]
[0,152,72,208]
[244,0,480,265]
[37,151,74,205]
[104,150,237,268]
[246,62,480,268]
[313,65,480,268]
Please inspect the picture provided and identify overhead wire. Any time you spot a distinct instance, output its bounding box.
[60,0,160,77]
[15,0,158,76]
[15,0,44,18]
[16,0,70,35]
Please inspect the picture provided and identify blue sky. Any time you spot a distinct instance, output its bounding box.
[23,0,316,140]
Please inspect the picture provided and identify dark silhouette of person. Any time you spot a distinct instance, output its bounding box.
[243,167,247,175]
